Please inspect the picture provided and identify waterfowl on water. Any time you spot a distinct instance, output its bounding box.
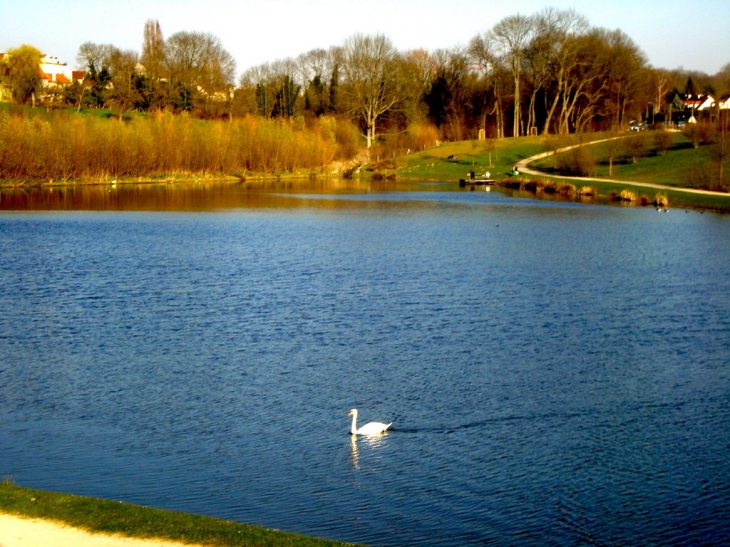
[348,408,392,435]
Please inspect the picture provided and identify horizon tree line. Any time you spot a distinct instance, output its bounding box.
[2,8,729,150]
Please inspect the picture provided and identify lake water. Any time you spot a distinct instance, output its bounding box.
[1,181,729,546]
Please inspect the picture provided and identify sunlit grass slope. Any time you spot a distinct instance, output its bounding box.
[0,483,367,547]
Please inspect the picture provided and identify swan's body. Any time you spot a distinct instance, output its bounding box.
[349,408,392,435]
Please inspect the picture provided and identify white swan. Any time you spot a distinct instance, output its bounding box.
[348,408,392,435]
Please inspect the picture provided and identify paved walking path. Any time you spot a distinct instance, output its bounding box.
[515,140,729,197]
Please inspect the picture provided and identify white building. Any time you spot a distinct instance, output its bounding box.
[38,54,85,86]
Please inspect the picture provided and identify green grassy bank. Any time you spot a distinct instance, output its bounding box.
[0,483,365,546]
[394,133,730,213]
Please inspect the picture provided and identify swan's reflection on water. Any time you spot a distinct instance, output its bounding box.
[349,433,389,470]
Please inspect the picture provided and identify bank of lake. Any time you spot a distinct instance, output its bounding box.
[0,483,366,547]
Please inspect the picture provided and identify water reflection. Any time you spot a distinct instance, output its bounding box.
[0,179,456,211]
[0,178,609,212]
[349,433,389,471]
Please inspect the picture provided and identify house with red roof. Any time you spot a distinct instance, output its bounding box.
[681,94,714,112]
[677,93,715,124]
[38,54,85,86]
[0,52,86,101]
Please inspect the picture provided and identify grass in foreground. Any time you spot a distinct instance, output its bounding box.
[0,483,365,547]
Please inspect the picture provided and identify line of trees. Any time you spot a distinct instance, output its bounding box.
[2,8,729,151]
[239,8,729,145]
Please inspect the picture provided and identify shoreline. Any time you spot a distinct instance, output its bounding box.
[0,483,363,547]
[0,174,316,189]
[0,512,202,547]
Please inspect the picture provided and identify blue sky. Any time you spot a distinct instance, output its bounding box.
[2,0,728,77]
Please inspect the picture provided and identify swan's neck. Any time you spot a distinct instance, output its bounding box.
[350,412,358,434]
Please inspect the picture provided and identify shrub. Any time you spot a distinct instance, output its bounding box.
[654,193,669,207]
[698,122,716,145]
[620,189,638,202]
[623,134,649,163]
[379,122,439,159]
[407,122,439,152]
[557,146,596,176]
[578,185,596,196]
[557,182,577,195]
[683,122,715,149]
[654,130,673,156]
[333,117,361,160]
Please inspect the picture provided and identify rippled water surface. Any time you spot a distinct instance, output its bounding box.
[1,183,729,546]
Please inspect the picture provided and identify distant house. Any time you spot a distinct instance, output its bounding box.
[38,54,85,86]
[0,52,86,100]
[677,93,715,124]
[716,94,730,110]
[681,93,714,112]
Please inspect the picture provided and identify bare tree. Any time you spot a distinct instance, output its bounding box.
[297,48,329,85]
[76,42,116,72]
[341,33,401,148]
[239,63,271,116]
[557,31,611,134]
[296,49,328,116]
[142,19,165,74]
[468,34,507,139]
[600,28,648,130]
[165,31,235,110]
[399,48,436,123]
[536,9,590,135]
[270,58,301,117]
[716,62,730,97]
[240,59,301,118]
[108,49,142,118]
[648,67,673,124]
[426,47,474,141]
[76,42,117,108]
[523,19,553,135]
[240,63,274,117]
[141,19,166,110]
[490,14,534,137]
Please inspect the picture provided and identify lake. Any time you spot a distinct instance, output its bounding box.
[1,181,729,546]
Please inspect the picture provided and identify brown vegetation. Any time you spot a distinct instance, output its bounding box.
[578,185,596,196]
[653,130,673,156]
[0,110,360,182]
[557,145,596,176]
[500,177,581,197]
[683,122,716,149]
[623,134,650,163]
